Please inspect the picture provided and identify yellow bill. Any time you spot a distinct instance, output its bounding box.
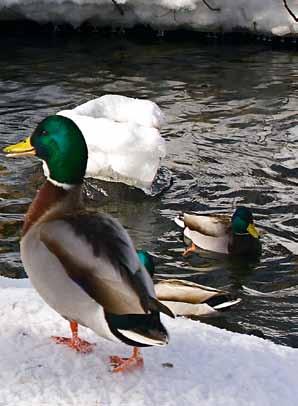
[247,223,260,239]
[3,137,35,157]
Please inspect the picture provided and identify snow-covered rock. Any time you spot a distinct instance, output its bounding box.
[0,0,297,37]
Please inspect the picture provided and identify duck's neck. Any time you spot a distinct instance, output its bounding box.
[22,180,81,236]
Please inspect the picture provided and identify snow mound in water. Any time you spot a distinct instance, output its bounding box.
[57,94,166,190]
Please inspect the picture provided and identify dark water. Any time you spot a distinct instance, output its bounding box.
[0,33,297,347]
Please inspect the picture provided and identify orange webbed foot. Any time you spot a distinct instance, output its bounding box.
[52,320,95,354]
[182,242,197,257]
[52,336,96,353]
[109,348,144,373]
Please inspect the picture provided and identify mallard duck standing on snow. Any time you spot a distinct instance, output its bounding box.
[174,207,261,257]
[4,94,166,191]
[137,250,241,317]
[3,115,173,373]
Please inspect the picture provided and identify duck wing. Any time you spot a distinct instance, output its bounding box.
[183,213,230,237]
[154,279,241,316]
[175,213,230,254]
[154,279,225,304]
[39,213,173,319]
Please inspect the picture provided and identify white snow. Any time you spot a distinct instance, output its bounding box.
[0,0,297,36]
[58,95,166,189]
[0,276,297,406]
[69,95,165,130]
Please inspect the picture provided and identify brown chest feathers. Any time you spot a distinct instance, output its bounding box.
[22,181,81,236]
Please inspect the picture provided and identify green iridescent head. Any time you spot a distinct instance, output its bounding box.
[137,250,155,277]
[31,115,88,185]
[4,115,88,186]
[231,207,259,238]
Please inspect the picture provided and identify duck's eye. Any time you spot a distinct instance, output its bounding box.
[41,130,48,136]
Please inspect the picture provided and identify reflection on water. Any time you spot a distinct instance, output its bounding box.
[0,33,297,346]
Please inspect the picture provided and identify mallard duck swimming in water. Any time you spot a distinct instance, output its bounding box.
[137,250,241,317]
[4,115,173,373]
[174,207,261,257]
[4,95,166,191]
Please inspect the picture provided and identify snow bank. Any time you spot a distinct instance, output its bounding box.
[0,0,297,37]
[0,277,297,406]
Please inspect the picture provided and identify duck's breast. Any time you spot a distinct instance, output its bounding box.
[20,225,117,341]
